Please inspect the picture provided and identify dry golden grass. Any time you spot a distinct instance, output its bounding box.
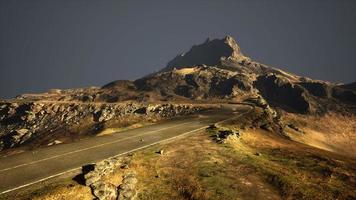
[229,128,356,200]
[175,67,198,75]
[129,132,281,200]
[284,112,356,157]
[31,184,92,200]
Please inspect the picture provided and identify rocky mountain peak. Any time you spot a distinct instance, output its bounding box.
[163,36,248,72]
[223,35,244,59]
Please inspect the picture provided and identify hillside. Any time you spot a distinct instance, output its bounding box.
[0,36,356,200]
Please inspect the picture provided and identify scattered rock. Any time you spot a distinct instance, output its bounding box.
[156,149,164,155]
[207,124,217,130]
[10,128,32,145]
[211,129,240,144]
[260,123,273,132]
[0,141,4,151]
[47,140,62,146]
[287,124,303,133]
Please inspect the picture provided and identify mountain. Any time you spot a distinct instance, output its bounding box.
[0,36,355,152]
[124,36,355,113]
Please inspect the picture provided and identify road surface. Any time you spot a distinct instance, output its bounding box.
[0,105,250,195]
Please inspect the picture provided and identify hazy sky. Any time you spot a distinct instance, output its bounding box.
[1,0,356,98]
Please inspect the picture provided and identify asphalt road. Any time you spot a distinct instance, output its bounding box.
[0,104,250,195]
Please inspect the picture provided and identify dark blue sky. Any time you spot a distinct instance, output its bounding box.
[1,0,356,98]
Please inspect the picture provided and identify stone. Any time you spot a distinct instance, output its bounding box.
[133,107,147,114]
[94,109,115,122]
[0,141,4,151]
[11,129,31,144]
[121,189,136,199]
[156,149,164,155]
[85,171,102,186]
[119,183,134,190]
[122,176,137,185]
[91,182,118,200]
[118,172,137,200]
[47,140,62,146]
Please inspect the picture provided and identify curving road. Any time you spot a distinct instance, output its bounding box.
[0,104,251,195]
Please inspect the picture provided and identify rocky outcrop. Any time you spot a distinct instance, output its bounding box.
[163,36,249,72]
[209,127,240,144]
[135,66,255,100]
[82,156,137,200]
[254,74,311,113]
[244,96,277,118]
[84,157,131,186]
[80,155,137,200]
[339,82,356,91]
[91,182,118,200]
[299,81,331,98]
[332,86,356,105]
[118,172,138,200]
[0,102,205,151]
[297,81,356,106]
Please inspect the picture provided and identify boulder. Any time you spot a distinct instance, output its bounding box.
[90,182,118,200]
[11,128,31,144]
[118,172,137,200]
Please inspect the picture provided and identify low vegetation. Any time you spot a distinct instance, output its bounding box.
[5,108,356,200]
[283,111,356,157]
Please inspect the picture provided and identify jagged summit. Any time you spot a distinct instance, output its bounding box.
[163,36,249,72]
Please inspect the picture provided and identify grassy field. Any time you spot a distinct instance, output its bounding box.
[8,109,356,200]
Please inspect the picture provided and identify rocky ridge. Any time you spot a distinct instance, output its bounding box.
[0,101,206,151]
